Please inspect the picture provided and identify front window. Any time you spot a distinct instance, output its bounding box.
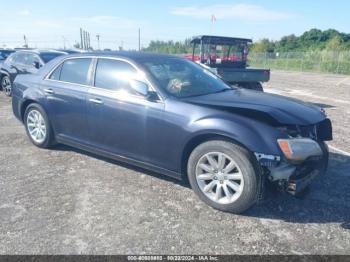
[16,53,28,64]
[25,54,41,66]
[139,58,231,98]
[94,58,138,93]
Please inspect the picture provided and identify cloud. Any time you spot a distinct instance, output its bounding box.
[17,10,31,16]
[171,3,294,22]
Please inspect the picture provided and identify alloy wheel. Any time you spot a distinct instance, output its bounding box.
[2,76,12,96]
[26,109,47,144]
[195,152,244,205]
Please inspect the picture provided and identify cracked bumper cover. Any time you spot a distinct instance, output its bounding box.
[256,142,329,194]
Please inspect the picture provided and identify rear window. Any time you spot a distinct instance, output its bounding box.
[49,64,63,80]
[58,58,92,85]
[5,53,17,64]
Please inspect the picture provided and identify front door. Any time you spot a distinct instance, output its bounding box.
[86,58,164,163]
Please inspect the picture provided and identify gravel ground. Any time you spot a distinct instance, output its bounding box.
[0,71,350,255]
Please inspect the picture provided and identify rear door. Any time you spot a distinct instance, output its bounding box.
[44,57,93,143]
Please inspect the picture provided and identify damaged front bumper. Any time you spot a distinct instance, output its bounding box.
[255,141,329,195]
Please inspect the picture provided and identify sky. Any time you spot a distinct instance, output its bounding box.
[1,0,350,50]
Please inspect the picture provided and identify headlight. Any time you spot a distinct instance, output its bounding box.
[277,138,323,162]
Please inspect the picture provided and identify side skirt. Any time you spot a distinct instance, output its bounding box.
[56,135,182,180]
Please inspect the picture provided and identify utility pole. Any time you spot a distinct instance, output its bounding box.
[84,31,88,50]
[96,34,101,50]
[138,28,141,51]
[62,36,66,49]
[23,35,28,48]
[80,28,84,50]
[87,32,90,50]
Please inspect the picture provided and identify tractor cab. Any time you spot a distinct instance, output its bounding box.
[191,35,252,69]
[188,35,270,91]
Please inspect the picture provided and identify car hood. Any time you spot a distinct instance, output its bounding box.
[182,88,326,126]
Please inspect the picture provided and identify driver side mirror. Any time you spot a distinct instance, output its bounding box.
[129,79,159,101]
[33,61,41,69]
[130,79,149,96]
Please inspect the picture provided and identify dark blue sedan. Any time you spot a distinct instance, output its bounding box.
[11,52,332,213]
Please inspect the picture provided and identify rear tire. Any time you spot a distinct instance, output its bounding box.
[187,140,260,214]
[24,103,55,148]
[1,75,12,96]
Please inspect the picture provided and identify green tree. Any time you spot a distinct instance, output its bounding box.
[250,39,275,53]
[325,35,345,51]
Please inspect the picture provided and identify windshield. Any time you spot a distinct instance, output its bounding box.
[40,52,65,63]
[139,57,232,98]
[202,44,247,62]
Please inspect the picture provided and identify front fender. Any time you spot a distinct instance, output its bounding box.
[182,114,284,158]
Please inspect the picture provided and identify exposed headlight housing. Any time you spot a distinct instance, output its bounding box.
[277,138,323,162]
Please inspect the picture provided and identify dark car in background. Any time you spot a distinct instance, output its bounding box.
[0,49,67,96]
[11,52,332,213]
[57,49,87,54]
[0,49,15,67]
[0,49,15,61]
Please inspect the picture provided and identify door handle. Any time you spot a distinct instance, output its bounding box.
[89,98,104,105]
[44,88,54,94]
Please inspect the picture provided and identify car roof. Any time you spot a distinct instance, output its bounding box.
[16,49,67,55]
[191,35,252,45]
[65,51,180,61]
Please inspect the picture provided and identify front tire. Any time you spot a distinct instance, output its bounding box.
[1,75,12,96]
[24,103,55,148]
[187,140,260,213]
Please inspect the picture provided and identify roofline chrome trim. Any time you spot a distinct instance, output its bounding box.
[43,56,164,102]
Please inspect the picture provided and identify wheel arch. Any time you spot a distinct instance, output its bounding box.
[0,70,10,78]
[20,99,40,122]
[0,72,10,87]
[180,133,252,178]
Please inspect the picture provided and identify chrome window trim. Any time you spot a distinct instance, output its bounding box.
[44,55,164,103]
[87,85,164,105]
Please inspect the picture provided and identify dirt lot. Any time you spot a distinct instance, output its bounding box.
[0,70,350,255]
